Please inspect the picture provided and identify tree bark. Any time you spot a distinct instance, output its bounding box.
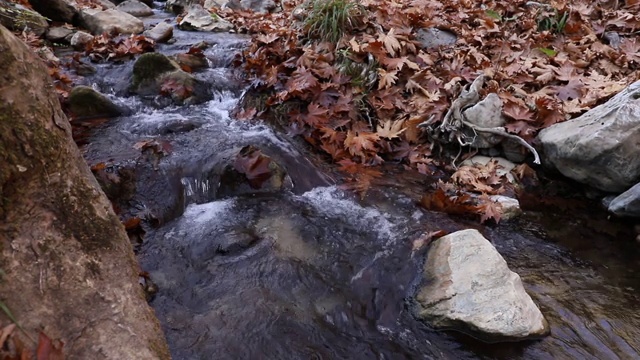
[0,25,170,359]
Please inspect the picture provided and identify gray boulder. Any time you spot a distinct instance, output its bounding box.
[143,21,173,43]
[608,182,640,217]
[46,26,74,42]
[0,0,49,36]
[80,8,144,35]
[28,0,77,23]
[67,86,123,118]
[178,4,234,32]
[538,81,640,192]
[70,30,94,50]
[415,229,549,342]
[131,52,211,104]
[116,0,154,17]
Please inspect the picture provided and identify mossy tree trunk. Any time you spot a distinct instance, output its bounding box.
[0,25,170,359]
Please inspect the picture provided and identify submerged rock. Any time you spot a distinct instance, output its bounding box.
[538,81,640,192]
[178,4,234,32]
[415,229,549,342]
[67,86,123,118]
[80,8,144,35]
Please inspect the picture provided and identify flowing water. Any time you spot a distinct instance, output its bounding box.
[78,4,640,359]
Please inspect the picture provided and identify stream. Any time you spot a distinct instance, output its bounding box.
[76,4,640,359]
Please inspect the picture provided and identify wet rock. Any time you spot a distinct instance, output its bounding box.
[28,0,77,23]
[415,27,456,49]
[67,85,123,118]
[70,31,94,50]
[415,229,549,342]
[215,229,260,255]
[131,52,181,90]
[116,0,154,17]
[218,146,290,197]
[489,195,522,220]
[131,52,211,104]
[0,1,49,36]
[46,26,74,43]
[178,4,234,32]
[538,81,640,192]
[143,21,173,42]
[608,182,640,217]
[80,8,144,35]
[172,52,209,71]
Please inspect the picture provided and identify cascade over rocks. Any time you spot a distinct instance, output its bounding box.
[0,24,170,359]
[415,229,549,342]
[538,81,640,193]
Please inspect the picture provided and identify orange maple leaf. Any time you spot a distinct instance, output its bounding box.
[344,131,379,157]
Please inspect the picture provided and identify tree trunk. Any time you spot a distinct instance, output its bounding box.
[0,25,170,359]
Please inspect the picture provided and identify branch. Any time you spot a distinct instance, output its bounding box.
[461,120,541,164]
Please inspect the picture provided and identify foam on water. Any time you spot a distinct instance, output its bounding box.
[183,199,235,224]
[299,186,398,241]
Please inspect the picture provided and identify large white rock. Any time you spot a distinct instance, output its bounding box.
[116,0,154,17]
[80,8,144,35]
[143,21,173,43]
[178,4,233,32]
[538,81,640,192]
[415,229,549,342]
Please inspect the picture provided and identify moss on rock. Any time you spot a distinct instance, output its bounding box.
[68,86,123,118]
[131,52,179,92]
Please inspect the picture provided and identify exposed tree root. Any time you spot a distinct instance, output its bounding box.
[419,73,541,165]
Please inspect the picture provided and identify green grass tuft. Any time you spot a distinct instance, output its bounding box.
[304,0,364,43]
